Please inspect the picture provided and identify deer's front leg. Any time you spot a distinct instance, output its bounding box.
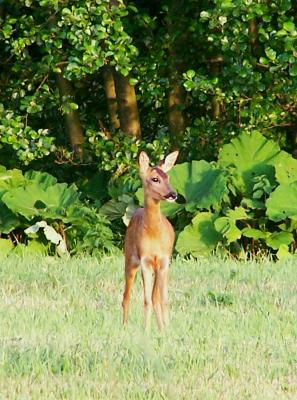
[141,257,153,332]
[159,257,170,327]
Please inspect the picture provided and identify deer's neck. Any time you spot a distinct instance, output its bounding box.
[143,195,162,228]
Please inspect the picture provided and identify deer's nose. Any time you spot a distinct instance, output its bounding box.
[165,191,177,201]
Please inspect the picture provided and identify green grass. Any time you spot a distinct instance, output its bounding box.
[0,255,296,399]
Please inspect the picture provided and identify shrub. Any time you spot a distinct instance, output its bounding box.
[0,167,114,256]
[111,131,296,259]
[174,131,297,259]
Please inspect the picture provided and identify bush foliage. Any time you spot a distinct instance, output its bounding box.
[1,1,297,258]
[0,167,113,256]
[107,132,297,259]
[174,131,297,259]
[0,131,296,259]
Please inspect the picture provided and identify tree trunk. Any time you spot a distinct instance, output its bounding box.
[113,71,141,138]
[103,66,120,130]
[168,61,186,138]
[210,60,222,120]
[167,1,187,140]
[248,18,258,48]
[56,73,84,160]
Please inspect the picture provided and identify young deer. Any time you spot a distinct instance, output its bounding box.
[123,151,179,331]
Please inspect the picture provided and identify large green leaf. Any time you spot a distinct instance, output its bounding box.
[45,183,80,217]
[266,182,297,222]
[169,160,228,211]
[273,153,297,185]
[218,131,288,194]
[0,168,24,194]
[25,170,58,188]
[2,182,80,220]
[176,212,222,256]
[0,204,20,234]
[100,195,132,221]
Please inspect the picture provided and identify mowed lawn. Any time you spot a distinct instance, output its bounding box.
[0,255,296,400]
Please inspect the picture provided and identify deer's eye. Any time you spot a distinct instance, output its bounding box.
[151,177,159,183]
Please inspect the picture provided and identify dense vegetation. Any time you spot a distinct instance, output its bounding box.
[1,1,297,257]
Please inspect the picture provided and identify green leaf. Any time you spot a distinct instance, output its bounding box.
[100,198,129,221]
[221,0,234,9]
[241,198,265,210]
[274,152,297,184]
[160,201,184,217]
[214,216,241,243]
[266,231,294,250]
[227,207,249,220]
[265,47,276,61]
[0,239,14,256]
[259,56,269,65]
[2,181,79,220]
[25,170,57,188]
[183,80,195,91]
[214,207,249,243]
[69,102,78,110]
[0,168,24,190]
[283,21,296,33]
[176,212,222,256]
[276,244,291,259]
[169,160,228,211]
[218,131,285,195]
[14,240,48,255]
[279,219,297,233]
[266,182,297,222]
[253,189,263,199]
[129,78,138,85]
[186,69,195,79]
[289,64,297,77]
[135,187,144,205]
[0,204,20,234]
[26,239,48,254]
[242,228,266,240]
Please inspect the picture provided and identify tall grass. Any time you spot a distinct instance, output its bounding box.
[0,255,296,399]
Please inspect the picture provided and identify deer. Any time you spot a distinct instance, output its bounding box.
[122,150,179,331]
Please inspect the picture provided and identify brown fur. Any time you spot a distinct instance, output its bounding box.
[122,151,178,331]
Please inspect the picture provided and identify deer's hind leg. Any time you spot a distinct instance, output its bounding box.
[159,267,169,327]
[122,257,139,325]
[140,256,155,332]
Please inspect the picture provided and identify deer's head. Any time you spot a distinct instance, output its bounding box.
[139,151,179,202]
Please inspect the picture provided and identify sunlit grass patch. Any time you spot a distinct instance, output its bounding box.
[0,255,296,399]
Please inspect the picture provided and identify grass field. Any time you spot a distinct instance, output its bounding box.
[0,254,296,399]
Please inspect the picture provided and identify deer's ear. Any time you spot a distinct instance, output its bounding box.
[159,151,179,173]
[139,151,150,176]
